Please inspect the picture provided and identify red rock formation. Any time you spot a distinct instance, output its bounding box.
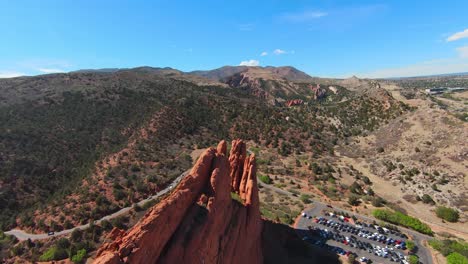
[94,140,263,264]
[310,84,326,100]
[285,99,304,107]
[225,72,269,99]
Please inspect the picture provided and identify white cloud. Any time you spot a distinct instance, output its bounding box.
[260,51,268,56]
[351,58,468,78]
[456,46,468,58]
[281,11,328,22]
[38,68,65,73]
[447,29,468,42]
[0,71,25,78]
[239,60,260,66]
[274,49,286,55]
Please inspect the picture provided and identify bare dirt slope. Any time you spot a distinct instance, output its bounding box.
[337,84,468,239]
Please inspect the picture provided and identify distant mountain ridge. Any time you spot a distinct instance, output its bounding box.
[71,68,122,73]
[189,66,315,82]
[68,65,316,83]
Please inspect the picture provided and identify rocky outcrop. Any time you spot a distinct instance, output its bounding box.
[225,72,269,99]
[310,84,326,100]
[224,69,303,104]
[94,140,263,264]
[285,99,304,107]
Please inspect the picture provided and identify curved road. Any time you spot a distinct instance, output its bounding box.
[5,171,189,241]
[258,180,433,264]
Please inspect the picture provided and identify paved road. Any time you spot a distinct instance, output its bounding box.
[259,180,433,264]
[5,171,189,241]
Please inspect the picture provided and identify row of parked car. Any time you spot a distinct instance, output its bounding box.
[302,235,370,263]
[357,230,407,249]
[371,244,409,262]
[311,227,410,263]
[315,217,407,248]
[354,220,408,239]
[322,211,409,239]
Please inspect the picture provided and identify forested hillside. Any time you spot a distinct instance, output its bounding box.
[0,68,408,231]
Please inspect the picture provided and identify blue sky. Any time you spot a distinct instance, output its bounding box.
[0,0,467,78]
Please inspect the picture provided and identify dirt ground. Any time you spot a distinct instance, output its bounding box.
[336,87,468,240]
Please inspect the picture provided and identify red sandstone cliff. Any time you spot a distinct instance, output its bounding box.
[94,140,263,264]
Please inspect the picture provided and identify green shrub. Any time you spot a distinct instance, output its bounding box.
[110,216,127,229]
[371,197,384,207]
[141,199,158,210]
[39,246,68,261]
[421,194,435,205]
[406,240,416,252]
[362,176,371,184]
[428,239,468,258]
[259,175,272,184]
[447,252,468,264]
[348,195,360,206]
[310,163,322,174]
[300,194,312,204]
[56,237,70,249]
[70,229,83,242]
[408,254,419,264]
[71,249,87,263]
[130,164,141,172]
[113,188,126,201]
[372,209,433,235]
[100,220,113,231]
[133,203,143,212]
[436,206,459,222]
[10,245,23,256]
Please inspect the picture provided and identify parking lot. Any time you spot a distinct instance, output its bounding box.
[298,210,413,264]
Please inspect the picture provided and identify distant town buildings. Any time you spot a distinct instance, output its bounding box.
[424,87,467,95]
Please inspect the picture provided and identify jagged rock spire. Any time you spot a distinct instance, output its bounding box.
[94,140,262,264]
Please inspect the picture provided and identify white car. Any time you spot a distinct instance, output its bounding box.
[302,212,307,217]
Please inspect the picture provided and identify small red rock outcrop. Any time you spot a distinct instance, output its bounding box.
[94,140,263,264]
[310,84,326,100]
[285,99,304,107]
